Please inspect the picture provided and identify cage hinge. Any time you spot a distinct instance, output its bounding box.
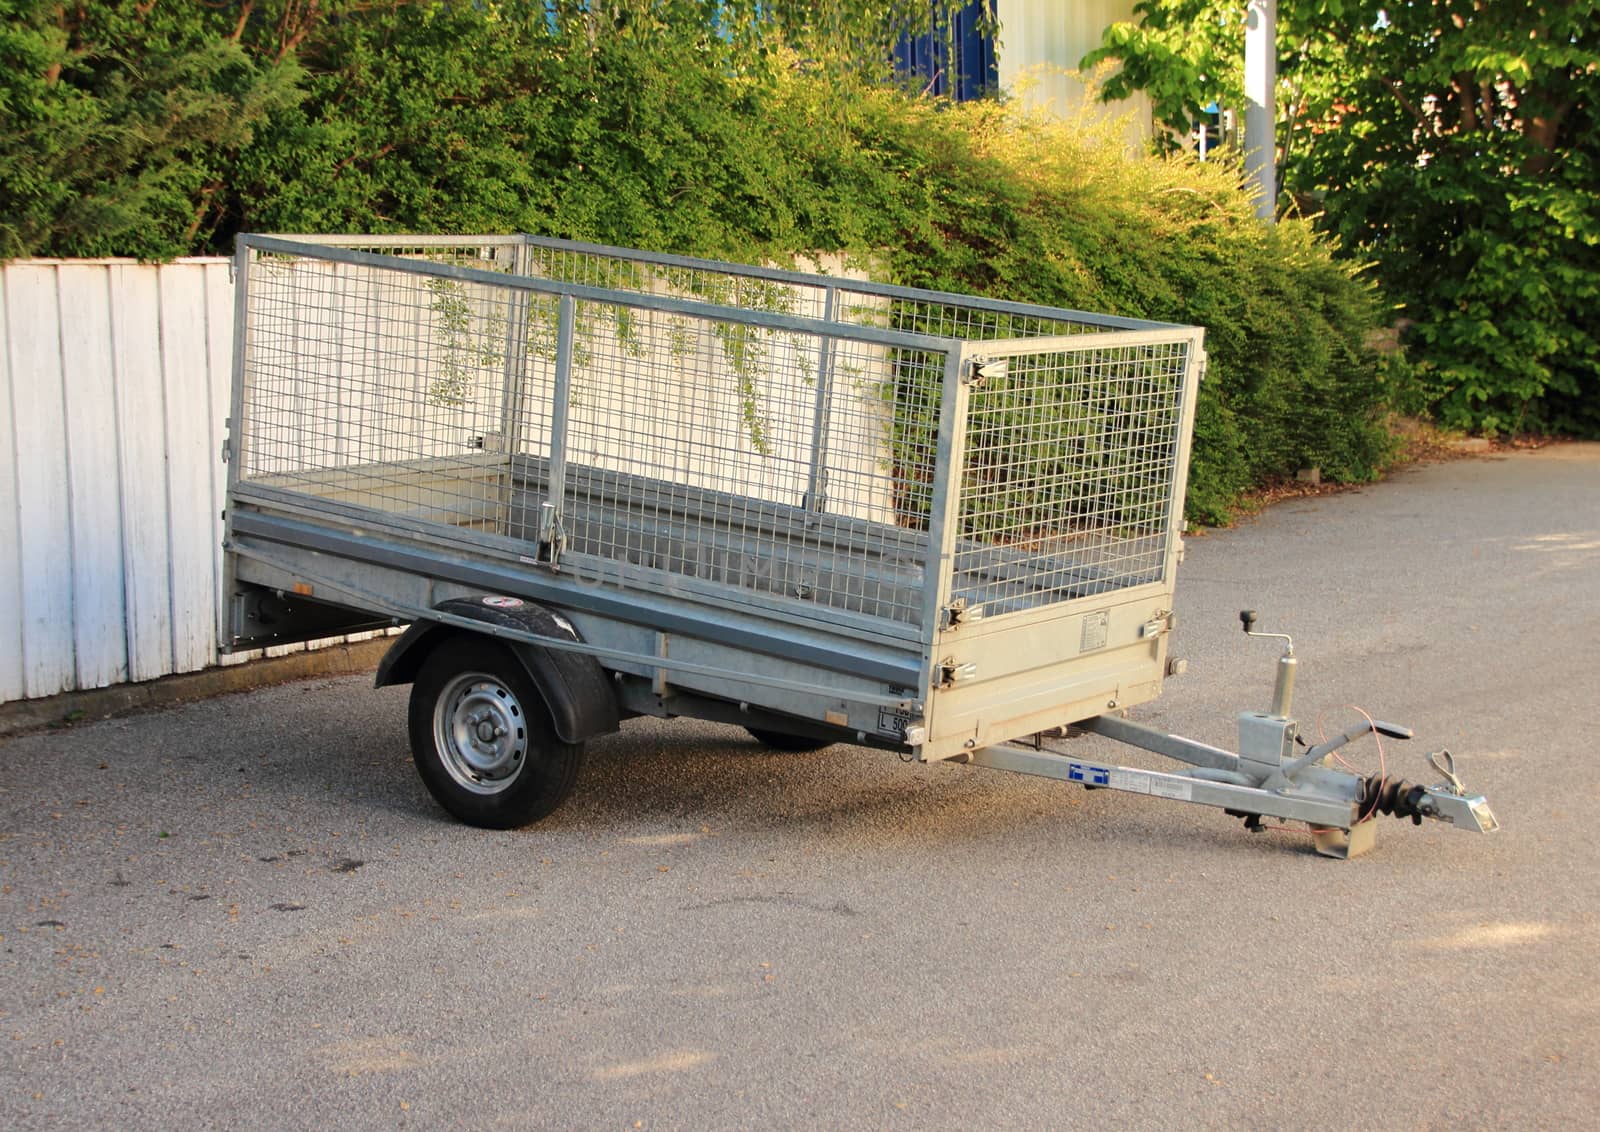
[536,501,566,568]
[220,420,232,464]
[964,358,1008,388]
[938,657,977,688]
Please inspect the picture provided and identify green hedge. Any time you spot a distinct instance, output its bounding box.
[1,2,1396,523]
[758,90,1396,524]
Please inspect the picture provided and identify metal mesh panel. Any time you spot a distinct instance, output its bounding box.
[289,234,1154,341]
[237,240,951,629]
[950,338,1191,618]
[522,244,835,322]
[275,236,524,274]
[539,298,937,625]
[837,294,1100,340]
[240,251,547,532]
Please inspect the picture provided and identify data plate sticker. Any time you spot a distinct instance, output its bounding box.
[1149,776,1194,801]
[1080,610,1110,652]
[1107,769,1152,794]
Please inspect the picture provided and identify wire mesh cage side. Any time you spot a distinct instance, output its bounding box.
[948,336,1194,620]
[239,251,542,534]
[539,297,940,626]
[235,239,964,632]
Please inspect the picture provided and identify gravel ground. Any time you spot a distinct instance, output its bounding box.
[2,443,1596,1130]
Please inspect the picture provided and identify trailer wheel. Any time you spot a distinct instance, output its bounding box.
[408,637,583,829]
[745,727,835,753]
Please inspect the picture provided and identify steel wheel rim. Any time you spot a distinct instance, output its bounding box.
[433,672,529,795]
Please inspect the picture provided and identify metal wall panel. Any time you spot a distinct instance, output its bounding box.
[997,0,1152,147]
[158,267,218,674]
[108,263,175,683]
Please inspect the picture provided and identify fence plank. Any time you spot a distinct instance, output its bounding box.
[58,265,131,689]
[160,267,218,673]
[6,266,77,697]
[0,270,26,701]
[110,264,174,682]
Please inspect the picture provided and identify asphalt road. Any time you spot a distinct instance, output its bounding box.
[3,444,1597,1130]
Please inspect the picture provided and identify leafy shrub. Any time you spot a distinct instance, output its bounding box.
[757,88,1394,523]
[1,1,1394,522]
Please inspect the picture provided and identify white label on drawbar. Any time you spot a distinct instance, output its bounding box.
[1149,777,1194,801]
[1107,769,1152,794]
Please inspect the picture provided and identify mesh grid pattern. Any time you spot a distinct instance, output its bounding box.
[525,299,939,625]
[242,252,546,532]
[238,242,943,626]
[950,340,1190,617]
[850,296,1099,340]
[236,237,1197,635]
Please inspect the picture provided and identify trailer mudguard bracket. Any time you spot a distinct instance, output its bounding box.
[375,597,619,744]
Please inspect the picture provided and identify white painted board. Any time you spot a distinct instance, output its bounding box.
[57,264,131,689]
[7,265,76,697]
[0,269,26,700]
[110,264,175,683]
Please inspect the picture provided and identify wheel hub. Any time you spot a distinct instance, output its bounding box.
[434,674,528,794]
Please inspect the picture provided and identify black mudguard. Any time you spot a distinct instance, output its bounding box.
[375,596,619,744]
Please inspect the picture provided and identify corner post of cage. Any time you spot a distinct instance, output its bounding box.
[1162,330,1206,579]
[543,293,577,555]
[218,235,256,651]
[498,242,535,524]
[801,285,838,512]
[917,344,975,650]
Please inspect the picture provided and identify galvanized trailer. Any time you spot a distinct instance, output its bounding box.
[221,234,1495,853]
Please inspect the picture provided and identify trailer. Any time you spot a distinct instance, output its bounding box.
[220,234,1496,855]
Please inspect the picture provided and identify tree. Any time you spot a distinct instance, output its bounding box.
[0,0,302,259]
[1085,1,1600,435]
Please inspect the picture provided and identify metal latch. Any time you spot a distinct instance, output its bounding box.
[536,501,565,567]
[964,358,1009,388]
[1140,611,1175,639]
[942,598,982,631]
[938,658,977,687]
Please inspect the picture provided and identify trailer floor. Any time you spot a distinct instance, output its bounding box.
[2,444,1595,1130]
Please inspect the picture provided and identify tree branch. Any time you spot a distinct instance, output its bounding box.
[1454,75,1476,133]
[1378,77,1428,126]
[230,0,255,43]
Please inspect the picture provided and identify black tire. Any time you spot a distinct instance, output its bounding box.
[407,636,584,829]
[745,726,835,753]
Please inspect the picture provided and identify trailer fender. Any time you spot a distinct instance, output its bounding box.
[375,597,619,744]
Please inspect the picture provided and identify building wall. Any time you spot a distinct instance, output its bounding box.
[997,0,1152,149]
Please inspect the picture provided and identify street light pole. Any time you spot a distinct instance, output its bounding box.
[1244,0,1277,220]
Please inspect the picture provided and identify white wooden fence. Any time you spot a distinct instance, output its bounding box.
[0,258,382,706]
